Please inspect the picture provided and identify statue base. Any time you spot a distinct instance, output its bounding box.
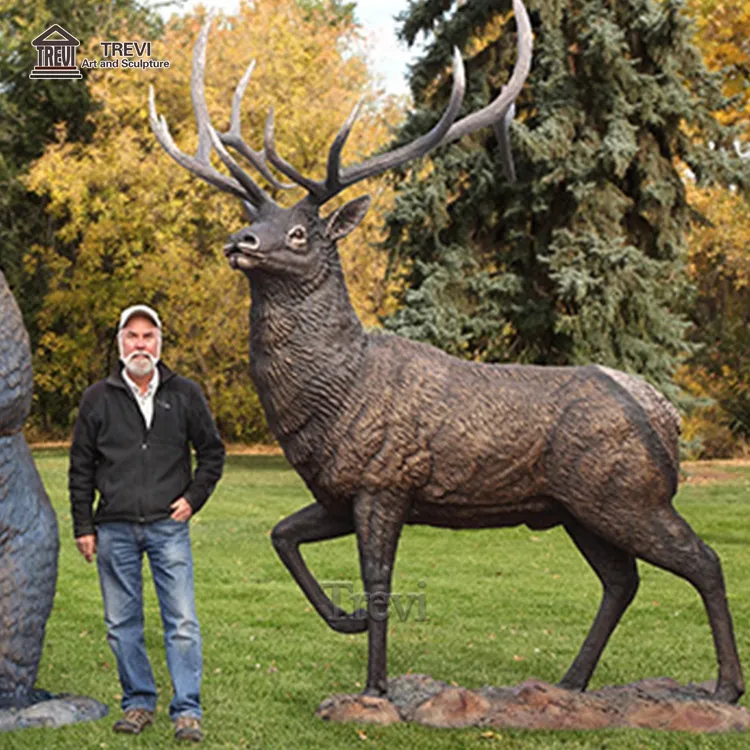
[0,692,108,732]
[317,675,750,732]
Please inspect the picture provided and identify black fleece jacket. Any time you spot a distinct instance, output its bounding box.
[69,362,225,538]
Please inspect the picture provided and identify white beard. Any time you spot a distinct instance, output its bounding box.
[118,330,162,377]
[124,351,158,378]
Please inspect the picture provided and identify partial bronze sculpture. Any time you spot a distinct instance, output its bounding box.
[148,0,743,704]
[0,271,59,708]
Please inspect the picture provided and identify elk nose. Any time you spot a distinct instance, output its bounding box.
[224,230,260,255]
[237,231,260,250]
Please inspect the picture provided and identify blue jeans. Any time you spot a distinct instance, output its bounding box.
[96,520,202,719]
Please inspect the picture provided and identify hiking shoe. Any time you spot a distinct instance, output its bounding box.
[174,715,204,742]
[112,708,154,734]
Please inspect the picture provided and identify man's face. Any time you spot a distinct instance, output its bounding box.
[119,315,160,378]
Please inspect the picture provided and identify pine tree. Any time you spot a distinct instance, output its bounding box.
[382,0,749,395]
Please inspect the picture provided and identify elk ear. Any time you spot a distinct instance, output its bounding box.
[324,195,371,241]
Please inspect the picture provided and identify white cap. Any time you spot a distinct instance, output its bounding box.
[118,304,162,331]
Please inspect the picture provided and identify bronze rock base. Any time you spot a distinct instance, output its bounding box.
[317,675,750,733]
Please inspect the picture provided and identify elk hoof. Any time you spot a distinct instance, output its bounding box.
[556,678,585,693]
[714,682,744,704]
[327,607,368,634]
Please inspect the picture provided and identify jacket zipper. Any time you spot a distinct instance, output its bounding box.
[127,382,154,523]
[117,368,172,523]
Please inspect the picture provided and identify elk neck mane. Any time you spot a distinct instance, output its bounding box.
[246,241,367,443]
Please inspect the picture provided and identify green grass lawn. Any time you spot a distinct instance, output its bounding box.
[6,451,750,749]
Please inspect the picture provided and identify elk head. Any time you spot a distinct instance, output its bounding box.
[149,1,533,286]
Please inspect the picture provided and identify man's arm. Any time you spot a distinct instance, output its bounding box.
[69,393,99,550]
[181,382,225,514]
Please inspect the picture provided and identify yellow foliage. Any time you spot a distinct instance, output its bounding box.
[679,181,750,456]
[685,0,750,134]
[24,0,404,440]
[686,182,750,290]
[679,405,739,459]
[678,0,750,454]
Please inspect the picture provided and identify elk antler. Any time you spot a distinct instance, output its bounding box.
[263,0,533,204]
[149,12,288,218]
[149,0,532,213]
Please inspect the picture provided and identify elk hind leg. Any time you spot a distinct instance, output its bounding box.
[559,518,639,692]
[583,505,744,704]
[647,509,743,703]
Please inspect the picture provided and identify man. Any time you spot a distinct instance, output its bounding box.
[69,305,225,743]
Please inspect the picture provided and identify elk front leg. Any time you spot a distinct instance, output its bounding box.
[271,503,367,634]
[353,491,409,697]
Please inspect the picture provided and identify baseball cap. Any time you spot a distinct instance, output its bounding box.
[118,304,162,331]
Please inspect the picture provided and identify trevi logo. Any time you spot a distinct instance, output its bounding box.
[29,25,170,79]
[29,25,82,80]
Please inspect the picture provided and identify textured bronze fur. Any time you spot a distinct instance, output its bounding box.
[0,272,59,708]
[220,198,743,703]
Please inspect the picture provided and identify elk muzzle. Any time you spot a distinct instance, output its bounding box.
[224,230,262,270]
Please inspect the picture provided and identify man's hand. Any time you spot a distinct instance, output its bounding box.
[76,534,97,563]
[170,497,193,522]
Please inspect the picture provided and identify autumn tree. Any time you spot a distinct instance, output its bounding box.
[382,0,749,400]
[678,183,750,456]
[676,0,750,456]
[684,0,750,133]
[0,0,163,343]
[24,0,399,440]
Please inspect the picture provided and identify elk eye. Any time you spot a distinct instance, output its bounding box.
[288,226,306,242]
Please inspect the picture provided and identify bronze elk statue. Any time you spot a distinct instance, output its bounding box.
[149,0,743,703]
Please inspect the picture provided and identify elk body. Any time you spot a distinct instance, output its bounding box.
[150,0,744,703]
